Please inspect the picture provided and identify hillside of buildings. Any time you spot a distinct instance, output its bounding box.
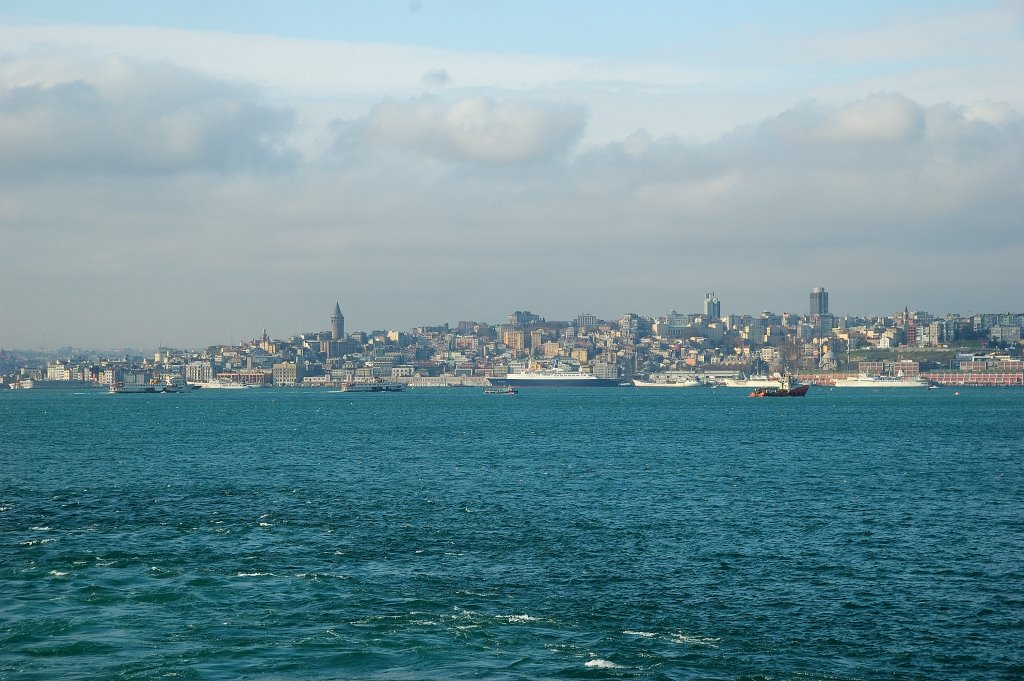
[4,293,1023,389]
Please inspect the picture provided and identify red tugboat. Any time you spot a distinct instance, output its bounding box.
[749,375,809,398]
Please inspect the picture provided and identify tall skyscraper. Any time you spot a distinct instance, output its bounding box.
[331,302,345,340]
[704,292,721,319]
[810,287,829,316]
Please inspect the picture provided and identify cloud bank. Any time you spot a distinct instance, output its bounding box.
[0,19,1021,347]
[0,58,295,179]
[331,95,586,164]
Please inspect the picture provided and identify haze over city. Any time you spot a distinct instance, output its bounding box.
[1,1,1022,349]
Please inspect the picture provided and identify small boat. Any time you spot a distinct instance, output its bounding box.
[484,386,518,395]
[749,375,809,398]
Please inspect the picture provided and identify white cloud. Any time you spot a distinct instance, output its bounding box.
[0,9,1022,347]
[813,93,924,143]
[331,95,586,163]
[0,57,295,178]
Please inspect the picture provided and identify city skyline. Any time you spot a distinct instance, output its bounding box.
[4,291,1020,355]
[1,2,1022,348]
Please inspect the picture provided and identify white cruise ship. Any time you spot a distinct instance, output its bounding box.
[633,372,704,388]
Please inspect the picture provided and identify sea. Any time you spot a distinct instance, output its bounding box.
[1,386,1021,680]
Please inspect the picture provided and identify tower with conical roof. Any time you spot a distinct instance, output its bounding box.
[331,302,345,340]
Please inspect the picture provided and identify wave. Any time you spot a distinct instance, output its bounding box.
[670,634,720,647]
[506,614,541,623]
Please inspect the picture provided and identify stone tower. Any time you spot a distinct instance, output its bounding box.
[331,302,345,340]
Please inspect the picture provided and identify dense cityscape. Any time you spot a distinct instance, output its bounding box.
[3,288,1023,390]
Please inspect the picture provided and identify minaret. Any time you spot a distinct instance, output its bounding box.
[331,302,345,340]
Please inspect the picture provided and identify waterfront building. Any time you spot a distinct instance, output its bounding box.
[271,361,303,386]
[186,361,214,384]
[592,360,618,380]
[46,361,71,381]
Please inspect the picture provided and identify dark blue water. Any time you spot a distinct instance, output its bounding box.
[2,387,1022,679]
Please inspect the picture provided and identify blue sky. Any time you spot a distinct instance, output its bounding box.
[0,0,988,55]
[0,1,1021,348]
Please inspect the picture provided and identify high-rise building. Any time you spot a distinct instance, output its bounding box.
[703,292,721,319]
[810,287,828,316]
[331,302,345,340]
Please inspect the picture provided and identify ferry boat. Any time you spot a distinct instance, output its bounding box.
[110,382,157,394]
[832,374,930,388]
[340,380,404,392]
[483,386,518,395]
[110,376,195,393]
[489,369,621,388]
[195,380,251,389]
[161,376,194,392]
[749,375,809,398]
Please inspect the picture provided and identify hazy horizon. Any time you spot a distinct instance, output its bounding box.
[2,1,1022,348]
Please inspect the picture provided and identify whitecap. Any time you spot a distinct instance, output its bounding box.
[235,572,271,577]
[258,522,272,527]
[585,659,621,669]
[623,630,656,638]
[19,538,56,546]
[670,634,720,647]
[29,526,52,531]
[507,614,540,623]
[48,570,68,577]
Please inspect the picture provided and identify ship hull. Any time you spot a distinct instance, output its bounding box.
[750,384,810,398]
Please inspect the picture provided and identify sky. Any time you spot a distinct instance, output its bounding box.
[1,1,1022,349]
